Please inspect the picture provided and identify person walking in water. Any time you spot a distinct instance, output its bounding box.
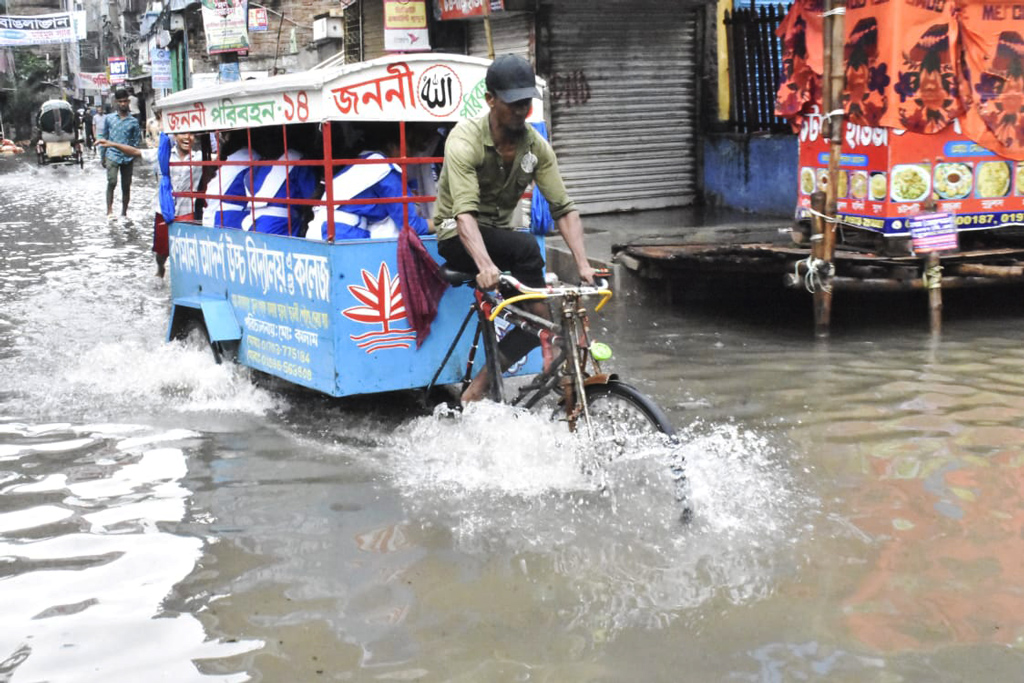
[99,88,142,220]
[96,132,202,277]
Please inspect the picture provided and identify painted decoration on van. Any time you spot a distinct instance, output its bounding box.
[330,62,417,116]
[341,262,416,353]
[161,55,545,130]
[418,64,462,117]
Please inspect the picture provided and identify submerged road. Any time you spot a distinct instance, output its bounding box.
[2,154,1024,681]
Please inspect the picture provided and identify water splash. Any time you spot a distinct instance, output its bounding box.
[385,401,812,635]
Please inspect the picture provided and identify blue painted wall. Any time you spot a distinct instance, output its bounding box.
[702,134,798,217]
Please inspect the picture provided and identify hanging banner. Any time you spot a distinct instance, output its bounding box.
[437,0,503,20]
[0,11,87,47]
[248,7,268,32]
[201,0,250,54]
[108,56,128,85]
[384,0,430,52]
[151,48,172,89]
[79,72,110,91]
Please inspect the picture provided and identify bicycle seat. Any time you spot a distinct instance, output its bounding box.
[439,266,476,286]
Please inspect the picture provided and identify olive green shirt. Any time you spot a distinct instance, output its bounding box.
[433,115,575,241]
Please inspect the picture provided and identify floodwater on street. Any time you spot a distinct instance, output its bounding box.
[2,154,1024,682]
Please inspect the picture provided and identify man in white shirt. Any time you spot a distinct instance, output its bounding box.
[92,108,106,156]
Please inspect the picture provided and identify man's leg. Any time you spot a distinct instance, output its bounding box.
[105,162,119,215]
[439,229,548,403]
[120,161,133,216]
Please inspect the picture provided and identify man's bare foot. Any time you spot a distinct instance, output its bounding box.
[460,368,490,404]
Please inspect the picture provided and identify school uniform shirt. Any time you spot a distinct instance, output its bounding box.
[242,150,317,235]
[307,151,431,241]
[202,148,262,230]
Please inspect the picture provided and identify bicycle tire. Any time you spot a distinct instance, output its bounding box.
[583,380,675,437]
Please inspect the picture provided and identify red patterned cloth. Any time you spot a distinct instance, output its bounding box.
[958,0,1024,159]
[397,225,448,348]
[841,0,961,133]
[775,0,825,129]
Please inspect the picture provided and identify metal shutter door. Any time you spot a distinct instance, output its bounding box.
[362,0,386,60]
[467,12,534,61]
[546,1,699,213]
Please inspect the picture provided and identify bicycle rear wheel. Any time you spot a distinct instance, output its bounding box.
[582,380,675,438]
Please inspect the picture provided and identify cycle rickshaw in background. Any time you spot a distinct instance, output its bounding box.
[35,99,83,168]
[157,53,673,436]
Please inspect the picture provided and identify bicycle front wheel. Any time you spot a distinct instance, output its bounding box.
[582,380,675,438]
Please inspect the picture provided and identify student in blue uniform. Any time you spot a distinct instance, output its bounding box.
[307,124,432,241]
[202,131,262,230]
[242,126,317,236]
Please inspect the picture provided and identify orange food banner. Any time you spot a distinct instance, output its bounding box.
[797,109,1024,235]
[781,0,1024,233]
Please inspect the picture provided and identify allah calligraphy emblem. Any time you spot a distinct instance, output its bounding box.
[418,65,463,118]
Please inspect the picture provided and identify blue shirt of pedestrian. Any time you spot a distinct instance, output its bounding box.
[102,113,141,165]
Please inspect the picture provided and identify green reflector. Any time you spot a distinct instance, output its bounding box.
[590,342,612,361]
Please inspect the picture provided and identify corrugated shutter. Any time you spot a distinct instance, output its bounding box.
[546,1,700,213]
[362,0,385,60]
[467,12,533,61]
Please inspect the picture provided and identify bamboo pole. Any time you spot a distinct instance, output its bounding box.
[813,0,846,338]
[925,251,942,333]
[483,1,495,59]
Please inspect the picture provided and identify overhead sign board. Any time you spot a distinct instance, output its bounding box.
[108,56,128,85]
[437,0,503,20]
[384,0,429,52]
[0,11,86,46]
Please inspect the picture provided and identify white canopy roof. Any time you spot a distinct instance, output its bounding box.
[156,53,546,133]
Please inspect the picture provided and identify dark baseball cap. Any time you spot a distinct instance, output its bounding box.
[485,54,541,103]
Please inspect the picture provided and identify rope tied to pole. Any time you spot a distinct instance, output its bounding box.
[795,256,835,293]
[821,108,845,124]
[803,206,840,224]
[923,262,943,290]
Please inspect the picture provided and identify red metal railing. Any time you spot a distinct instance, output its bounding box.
[169,121,443,241]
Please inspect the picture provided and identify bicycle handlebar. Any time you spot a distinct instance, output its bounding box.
[437,266,613,318]
[438,267,610,294]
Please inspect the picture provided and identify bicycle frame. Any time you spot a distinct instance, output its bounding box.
[429,274,614,434]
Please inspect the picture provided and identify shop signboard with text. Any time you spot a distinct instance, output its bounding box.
[384,0,429,52]
[201,0,250,54]
[108,56,128,85]
[0,12,86,47]
[437,0,503,20]
[796,107,1024,236]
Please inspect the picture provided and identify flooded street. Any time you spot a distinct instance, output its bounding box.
[2,154,1024,682]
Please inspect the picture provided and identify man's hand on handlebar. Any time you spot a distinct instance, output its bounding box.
[578,264,597,285]
[475,263,502,291]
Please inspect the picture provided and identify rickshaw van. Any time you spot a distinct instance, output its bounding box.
[157,53,547,397]
[36,99,83,167]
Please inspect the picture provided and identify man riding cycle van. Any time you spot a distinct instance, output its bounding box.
[434,54,597,404]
